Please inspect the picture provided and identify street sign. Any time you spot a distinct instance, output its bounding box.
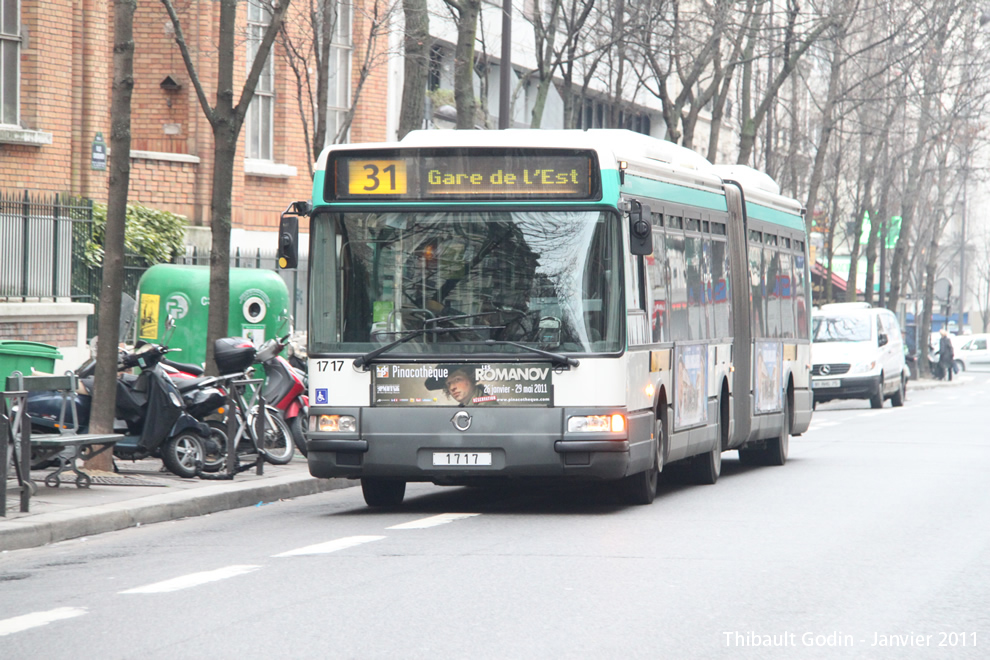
[91,132,107,171]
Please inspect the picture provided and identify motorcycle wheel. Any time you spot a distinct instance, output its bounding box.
[254,406,294,465]
[199,421,228,473]
[289,414,308,457]
[161,432,203,479]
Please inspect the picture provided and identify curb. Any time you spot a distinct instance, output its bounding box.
[0,476,356,553]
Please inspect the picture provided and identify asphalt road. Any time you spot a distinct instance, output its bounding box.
[2,371,989,659]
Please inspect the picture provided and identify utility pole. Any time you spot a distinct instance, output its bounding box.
[959,169,967,333]
[879,217,887,308]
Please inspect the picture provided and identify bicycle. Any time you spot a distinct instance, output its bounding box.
[195,372,295,479]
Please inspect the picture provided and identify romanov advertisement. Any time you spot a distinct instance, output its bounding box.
[754,341,783,414]
[674,344,708,430]
[373,363,553,407]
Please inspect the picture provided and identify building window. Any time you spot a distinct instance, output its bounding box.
[325,0,352,145]
[246,0,274,160]
[1,0,20,126]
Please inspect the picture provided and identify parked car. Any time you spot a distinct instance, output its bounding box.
[811,302,909,408]
[952,334,990,371]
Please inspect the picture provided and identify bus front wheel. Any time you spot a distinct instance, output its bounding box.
[362,478,406,507]
[620,415,663,505]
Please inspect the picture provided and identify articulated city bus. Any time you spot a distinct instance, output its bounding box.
[278,129,812,507]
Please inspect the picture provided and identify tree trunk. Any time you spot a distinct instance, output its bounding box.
[313,0,337,153]
[87,0,136,472]
[451,0,481,129]
[399,0,429,138]
[206,120,238,374]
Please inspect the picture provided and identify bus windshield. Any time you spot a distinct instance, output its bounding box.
[309,209,623,356]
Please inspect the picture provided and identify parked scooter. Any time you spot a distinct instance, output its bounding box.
[254,334,309,457]
[26,333,215,478]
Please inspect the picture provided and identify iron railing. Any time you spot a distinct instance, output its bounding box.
[0,190,95,301]
[2,190,307,337]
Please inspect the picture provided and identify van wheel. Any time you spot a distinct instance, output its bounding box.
[953,359,964,373]
[361,478,406,507]
[869,375,884,409]
[891,376,906,407]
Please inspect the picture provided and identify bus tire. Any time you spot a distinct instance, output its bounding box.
[620,415,662,505]
[764,397,790,466]
[690,405,722,485]
[362,478,406,507]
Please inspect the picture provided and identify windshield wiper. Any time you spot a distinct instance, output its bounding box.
[483,339,579,369]
[353,315,496,369]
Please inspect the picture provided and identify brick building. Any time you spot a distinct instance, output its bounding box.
[1,0,389,241]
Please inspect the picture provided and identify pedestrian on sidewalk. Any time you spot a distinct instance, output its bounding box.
[938,328,955,381]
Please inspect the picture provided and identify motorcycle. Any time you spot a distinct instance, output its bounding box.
[253,334,309,457]
[26,339,215,478]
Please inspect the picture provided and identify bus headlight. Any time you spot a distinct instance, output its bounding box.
[567,414,625,433]
[313,414,357,432]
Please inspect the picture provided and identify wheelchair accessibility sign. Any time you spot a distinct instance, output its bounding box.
[315,388,329,404]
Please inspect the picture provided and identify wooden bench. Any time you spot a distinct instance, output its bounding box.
[4,373,122,502]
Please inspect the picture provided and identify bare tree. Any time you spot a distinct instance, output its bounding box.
[441,0,482,128]
[735,0,833,165]
[87,0,137,471]
[398,0,430,138]
[161,0,290,374]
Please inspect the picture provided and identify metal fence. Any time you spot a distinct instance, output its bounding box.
[2,190,307,338]
[0,190,95,301]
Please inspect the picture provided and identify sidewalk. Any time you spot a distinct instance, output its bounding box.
[1,454,355,553]
[907,373,971,391]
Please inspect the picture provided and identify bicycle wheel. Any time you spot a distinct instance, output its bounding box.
[252,406,295,465]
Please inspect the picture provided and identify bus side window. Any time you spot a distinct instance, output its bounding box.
[666,230,688,341]
[749,238,765,339]
[647,224,667,342]
[794,250,809,339]
[710,236,730,340]
[779,251,795,339]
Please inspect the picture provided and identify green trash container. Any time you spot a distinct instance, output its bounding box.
[0,340,64,386]
[135,264,291,373]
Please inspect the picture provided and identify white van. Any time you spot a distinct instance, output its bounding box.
[811,303,909,408]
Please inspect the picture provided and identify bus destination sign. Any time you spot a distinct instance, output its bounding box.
[331,149,598,201]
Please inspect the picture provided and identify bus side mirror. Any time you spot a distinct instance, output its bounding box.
[629,201,653,256]
[278,213,299,270]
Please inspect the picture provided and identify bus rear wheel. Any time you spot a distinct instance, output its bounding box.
[362,478,406,507]
[763,397,790,466]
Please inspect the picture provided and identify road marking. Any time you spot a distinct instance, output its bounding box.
[119,565,261,594]
[0,607,87,637]
[809,421,839,430]
[273,535,386,557]
[388,513,480,529]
